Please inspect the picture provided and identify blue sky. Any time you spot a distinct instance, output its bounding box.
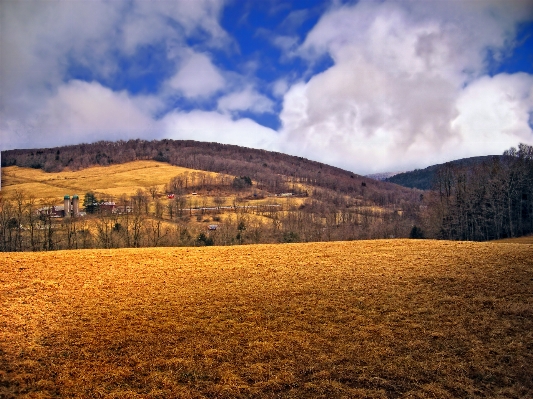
[1,0,533,174]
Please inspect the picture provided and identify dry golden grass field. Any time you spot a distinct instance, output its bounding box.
[1,240,532,398]
[1,161,214,199]
[492,235,533,245]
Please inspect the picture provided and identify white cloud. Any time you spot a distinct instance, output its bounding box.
[121,0,228,53]
[0,0,279,154]
[0,0,231,150]
[272,35,299,53]
[0,0,123,121]
[0,81,157,150]
[451,73,533,158]
[272,79,289,98]
[218,87,275,114]
[0,78,281,154]
[2,0,533,178]
[168,52,226,98]
[161,110,278,150]
[279,0,533,174]
[140,0,227,44]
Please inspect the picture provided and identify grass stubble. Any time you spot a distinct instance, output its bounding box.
[0,161,209,199]
[1,240,532,398]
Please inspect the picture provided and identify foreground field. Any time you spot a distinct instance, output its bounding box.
[1,240,532,398]
[492,235,533,245]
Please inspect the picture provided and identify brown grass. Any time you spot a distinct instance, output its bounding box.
[1,161,215,199]
[1,240,532,398]
[492,235,533,244]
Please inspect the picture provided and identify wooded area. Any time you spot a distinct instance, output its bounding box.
[1,139,415,202]
[0,141,531,251]
[0,181,419,252]
[423,144,533,241]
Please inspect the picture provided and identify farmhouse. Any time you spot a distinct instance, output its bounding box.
[38,205,65,218]
[36,194,114,218]
[99,202,116,213]
[113,205,133,214]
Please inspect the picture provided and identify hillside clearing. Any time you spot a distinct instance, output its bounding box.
[1,161,212,199]
[1,240,532,398]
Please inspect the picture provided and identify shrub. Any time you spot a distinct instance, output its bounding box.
[409,226,425,239]
[197,233,214,246]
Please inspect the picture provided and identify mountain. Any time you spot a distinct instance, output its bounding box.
[384,155,504,190]
[1,140,428,251]
[1,141,532,249]
[366,171,402,181]
[2,139,419,203]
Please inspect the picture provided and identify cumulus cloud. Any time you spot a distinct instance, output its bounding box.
[218,87,275,114]
[0,0,231,150]
[279,0,533,174]
[168,52,226,98]
[0,0,122,120]
[0,78,281,154]
[161,110,278,150]
[451,73,533,157]
[0,81,158,150]
[2,0,533,177]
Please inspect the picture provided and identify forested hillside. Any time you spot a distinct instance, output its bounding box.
[385,156,503,190]
[421,145,533,241]
[1,141,531,251]
[1,141,424,252]
[2,139,415,205]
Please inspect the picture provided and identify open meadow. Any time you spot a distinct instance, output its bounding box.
[1,239,532,398]
[0,161,212,199]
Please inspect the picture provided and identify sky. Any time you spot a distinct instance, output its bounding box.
[1,0,533,175]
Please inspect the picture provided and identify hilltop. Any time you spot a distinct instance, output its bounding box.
[384,156,504,190]
[365,171,402,181]
[0,160,200,199]
[1,139,417,202]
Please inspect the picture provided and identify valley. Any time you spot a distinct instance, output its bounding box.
[0,159,418,250]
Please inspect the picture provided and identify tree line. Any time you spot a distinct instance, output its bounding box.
[1,139,417,205]
[422,144,533,241]
[0,176,418,252]
[2,140,531,251]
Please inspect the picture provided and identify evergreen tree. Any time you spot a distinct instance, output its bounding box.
[83,192,98,214]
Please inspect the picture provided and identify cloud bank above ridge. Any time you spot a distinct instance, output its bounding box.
[1,0,532,174]
[278,0,533,173]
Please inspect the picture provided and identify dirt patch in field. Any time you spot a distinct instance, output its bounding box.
[1,240,532,398]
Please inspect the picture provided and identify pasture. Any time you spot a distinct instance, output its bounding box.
[1,240,532,398]
[0,161,206,199]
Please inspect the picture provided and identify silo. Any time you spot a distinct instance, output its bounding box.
[72,195,79,216]
[64,195,71,217]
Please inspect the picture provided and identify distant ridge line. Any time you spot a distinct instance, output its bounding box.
[1,139,419,198]
[384,155,504,190]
